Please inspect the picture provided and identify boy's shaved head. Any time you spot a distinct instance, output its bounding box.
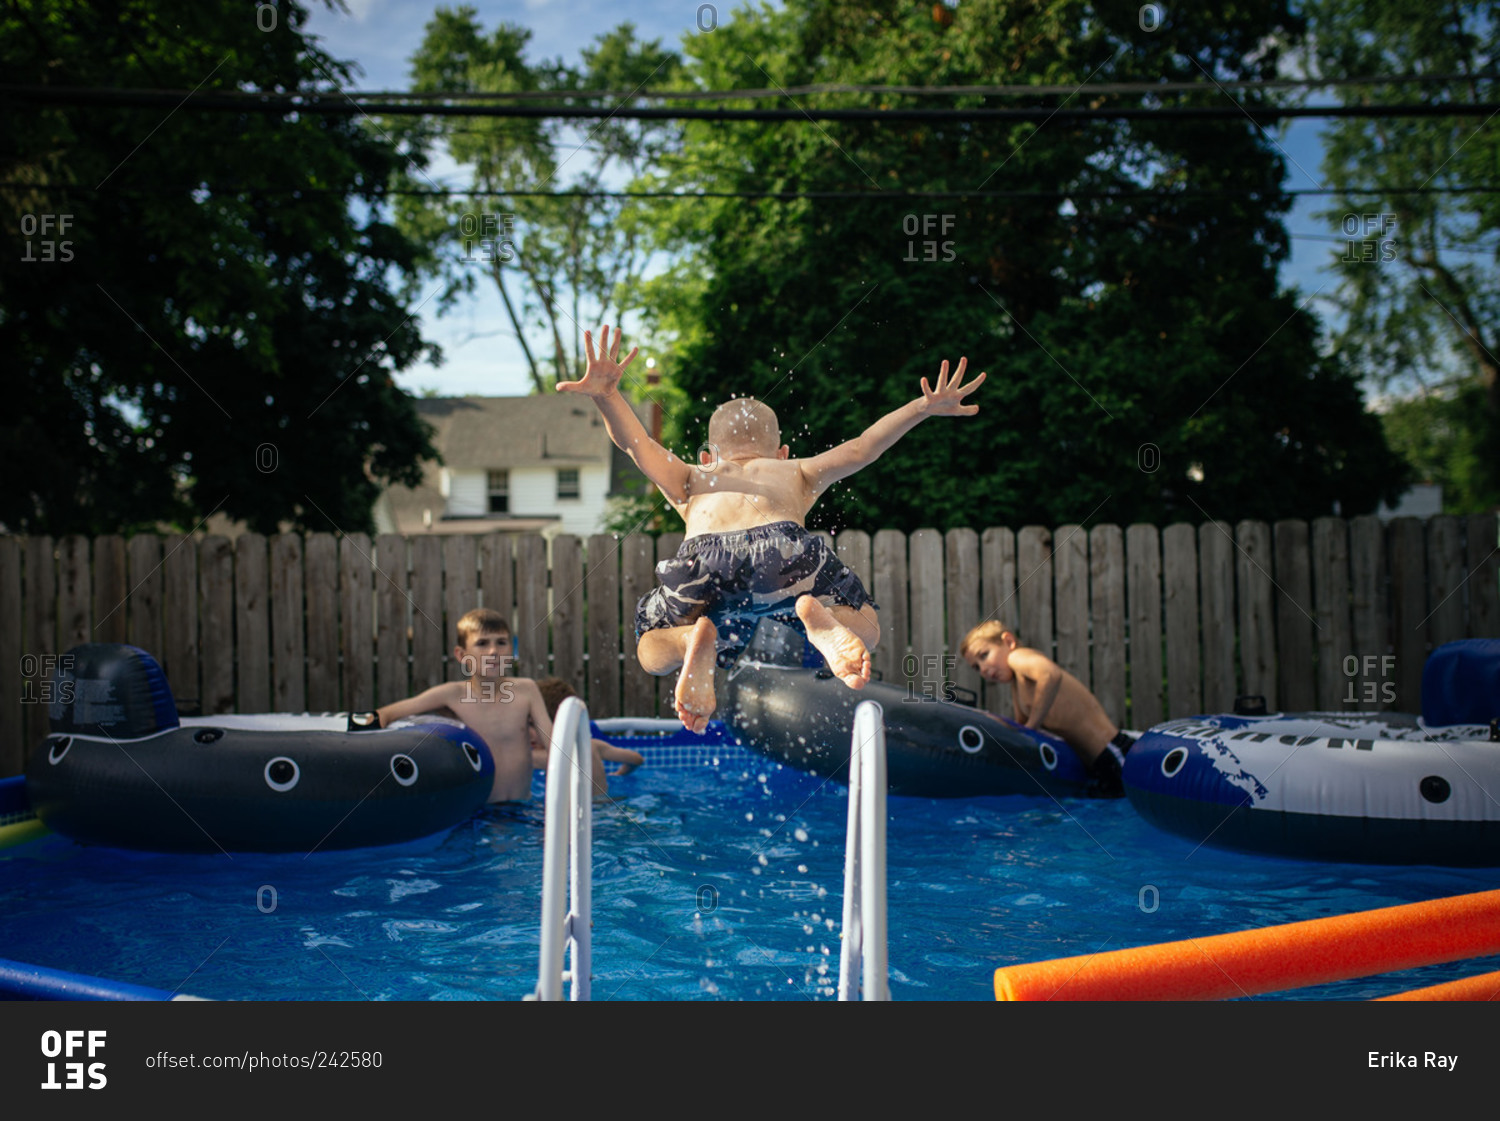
[708,397,781,456]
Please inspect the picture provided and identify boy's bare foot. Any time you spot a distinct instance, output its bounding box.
[675,617,718,734]
[796,596,872,690]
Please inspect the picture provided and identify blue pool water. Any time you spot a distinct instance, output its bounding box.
[4,748,1499,1001]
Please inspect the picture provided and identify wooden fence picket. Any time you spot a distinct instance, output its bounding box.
[1090,525,1126,728]
[1125,524,1163,730]
[340,533,375,713]
[1388,517,1427,713]
[1311,517,1352,711]
[270,533,305,714]
[1468,514,1499,637]
[1053,525,1089,687]
[1235,520,1276,710]
[619,533,657,718]
[23,536,56,753]
[978,526,1016,718]
[1162,522,1201,719]
[872,529,909,687]
[945,528,982,699]
[1273,520,1314,713]
[304,533,339,713]
[586,533,621,718]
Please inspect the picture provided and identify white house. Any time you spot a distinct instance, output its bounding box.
[1377,482,1443,521]
[372,394,654,540]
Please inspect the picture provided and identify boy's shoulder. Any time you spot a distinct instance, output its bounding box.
[1009,644,1060,667]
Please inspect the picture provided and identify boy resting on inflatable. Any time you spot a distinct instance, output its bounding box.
[960,620,1135,797]
[560,324,985,733]
[375,608,549,803]
[529,676,644,800]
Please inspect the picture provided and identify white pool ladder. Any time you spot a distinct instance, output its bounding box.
[531,695,593,1001]
[838,700,890,1001]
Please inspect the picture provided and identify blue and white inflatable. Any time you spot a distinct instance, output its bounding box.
[1122,640,1500,866]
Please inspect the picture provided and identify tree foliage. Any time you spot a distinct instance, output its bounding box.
[1300,0,1500,512]
[634,0,1408,532]
[1,0,440,536]
[395,8,683,392]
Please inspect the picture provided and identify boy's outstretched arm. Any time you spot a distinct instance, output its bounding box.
[597,740,644,775]
[799,357,985,495]
[376,682,463,728]
[557,325,692,505]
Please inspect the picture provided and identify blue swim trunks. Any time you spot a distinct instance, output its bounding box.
[634,521,877,665]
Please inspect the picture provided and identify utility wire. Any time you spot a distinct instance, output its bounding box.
[6,72,1495,102]
[2,85,1497,120]
[4,182,1497,200]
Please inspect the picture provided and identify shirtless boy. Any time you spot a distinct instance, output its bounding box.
[375,608,549,804]
[559,324,985,733]
[960,620,1134,796]
[530,676,645,800]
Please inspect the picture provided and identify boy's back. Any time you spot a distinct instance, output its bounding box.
[1006,645,1118,751]
[675,454,813,538]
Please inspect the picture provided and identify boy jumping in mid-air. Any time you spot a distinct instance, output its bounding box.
[559,325,985,733]
[960,620,1136,797]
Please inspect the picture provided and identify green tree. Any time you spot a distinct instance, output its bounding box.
[1,0,440,536]
[396,8,683,392]
[1300,0,1500,511]
[636,0,1408,532]
[1380,384,1497,512]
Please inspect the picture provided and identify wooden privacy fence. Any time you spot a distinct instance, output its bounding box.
[1,514,1496,777]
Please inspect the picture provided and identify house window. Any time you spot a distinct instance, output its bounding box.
[556,468,580,500]
[488,470,509,514]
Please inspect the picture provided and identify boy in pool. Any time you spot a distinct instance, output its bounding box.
[375,608,550,804]
[959,620,1135,797]
[529,676,645,799]
[558,324,985,733]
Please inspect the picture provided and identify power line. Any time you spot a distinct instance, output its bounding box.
[335,72,1500,100]
[5,182,1497,201]
[7,72,1494,103]
[3,84,1498,121]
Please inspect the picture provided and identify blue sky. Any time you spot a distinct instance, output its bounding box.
[303,0,1346,397]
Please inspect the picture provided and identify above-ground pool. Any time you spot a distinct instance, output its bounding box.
[3,733,1499,1001]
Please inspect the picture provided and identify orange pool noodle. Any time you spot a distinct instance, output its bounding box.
[1376,969,1500,1001]
[994,888,1500,1000]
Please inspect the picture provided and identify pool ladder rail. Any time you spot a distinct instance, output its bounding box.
[838,700,890,1001]
[527,697,892,1001]
[530,696,593,1001]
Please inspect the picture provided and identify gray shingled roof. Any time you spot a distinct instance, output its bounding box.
[414,395,621,468]
[370,394,656,536]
